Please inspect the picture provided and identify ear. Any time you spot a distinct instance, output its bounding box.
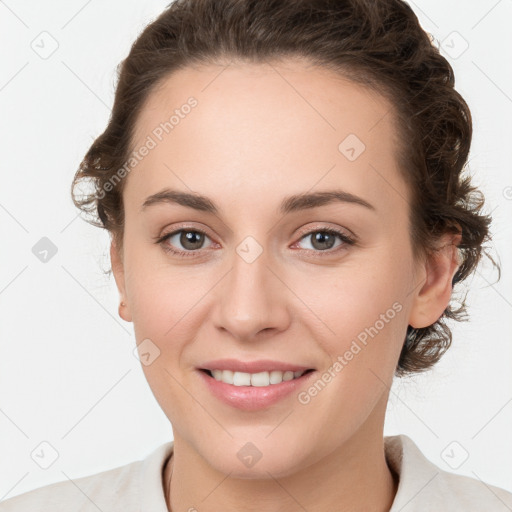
[408,230,462,329]
[110,239,132,322]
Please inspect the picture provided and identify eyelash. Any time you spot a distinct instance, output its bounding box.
[154,225,356,259]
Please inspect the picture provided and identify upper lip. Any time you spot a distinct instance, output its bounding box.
[198,359,315,374]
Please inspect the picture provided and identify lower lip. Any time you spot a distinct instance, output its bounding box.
[197,369,316,411]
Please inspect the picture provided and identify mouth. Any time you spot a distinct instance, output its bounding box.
[197,366,317,411]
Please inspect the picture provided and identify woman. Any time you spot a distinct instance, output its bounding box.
[2,0,511,510]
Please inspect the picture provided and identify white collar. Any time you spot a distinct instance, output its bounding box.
[138,434,512,511]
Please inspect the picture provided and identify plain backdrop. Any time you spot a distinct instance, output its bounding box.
[1,0,511,501]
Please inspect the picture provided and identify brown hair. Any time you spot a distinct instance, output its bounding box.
[71,0,499,377]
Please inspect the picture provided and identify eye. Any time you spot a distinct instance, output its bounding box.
[156,227,214,257]
[293,228,355,255]
[155,225,355,259]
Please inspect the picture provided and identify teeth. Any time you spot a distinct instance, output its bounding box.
[210,369,307,386]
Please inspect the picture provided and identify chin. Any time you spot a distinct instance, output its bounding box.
[200,438,310,479]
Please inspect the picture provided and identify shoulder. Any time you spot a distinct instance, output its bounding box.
[0,442,174,512]
[386,434,512,511]
[0,460,141,511]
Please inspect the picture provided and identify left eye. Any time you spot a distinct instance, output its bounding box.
[295,229,354,252]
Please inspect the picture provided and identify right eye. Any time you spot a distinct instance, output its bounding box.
[156,228,215,257]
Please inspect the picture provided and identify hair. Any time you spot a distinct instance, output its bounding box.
[71,0,499,377]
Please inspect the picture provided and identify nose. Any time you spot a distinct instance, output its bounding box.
[212,244,292,341]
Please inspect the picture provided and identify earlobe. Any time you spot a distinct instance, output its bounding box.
[118,301,132,322]
[408,231,462,329]
[110,240,132,323]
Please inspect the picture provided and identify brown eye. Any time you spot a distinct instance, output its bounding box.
[309,231,338,251]
[177,230,206,250]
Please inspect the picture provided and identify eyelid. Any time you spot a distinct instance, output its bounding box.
[155,222,216,242]
[294,222,355,241]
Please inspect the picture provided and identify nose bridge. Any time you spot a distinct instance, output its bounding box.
[213,236,290,339]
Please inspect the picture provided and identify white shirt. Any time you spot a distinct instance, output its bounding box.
[1,434,511,511]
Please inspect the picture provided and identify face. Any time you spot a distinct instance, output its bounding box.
[111,58,459,478]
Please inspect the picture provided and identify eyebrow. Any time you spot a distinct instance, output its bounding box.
[141,188,376,215]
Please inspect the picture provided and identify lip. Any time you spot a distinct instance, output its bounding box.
[197,368,316,411]
[198,358,315,374]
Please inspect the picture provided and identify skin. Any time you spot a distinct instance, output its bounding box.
[110,58,461,512]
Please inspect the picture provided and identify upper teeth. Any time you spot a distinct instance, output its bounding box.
[210,369,307,386]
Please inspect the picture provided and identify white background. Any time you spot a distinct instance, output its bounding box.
[1,0,511,501]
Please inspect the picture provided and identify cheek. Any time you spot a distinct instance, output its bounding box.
[301,253,404,323]
[294,254,408,375]
[122,236,200,335]
[124,250,218,376]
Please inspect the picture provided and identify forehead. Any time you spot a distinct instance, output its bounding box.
[126,59,407,218]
